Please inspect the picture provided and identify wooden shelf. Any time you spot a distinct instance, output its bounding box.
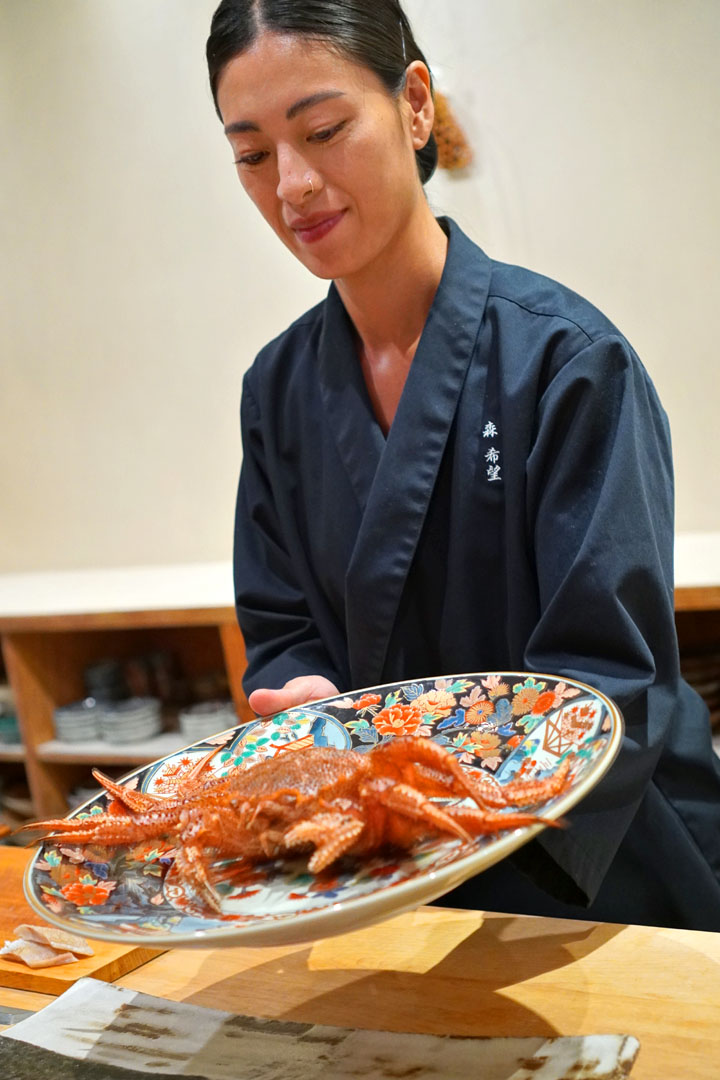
[0,744,26,763]
[0,606,237,634]
[675,586,720,613]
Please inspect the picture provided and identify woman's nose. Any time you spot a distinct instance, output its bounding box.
[276,147,317,204]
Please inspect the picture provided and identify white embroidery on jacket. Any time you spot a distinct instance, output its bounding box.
[483,419,501,481]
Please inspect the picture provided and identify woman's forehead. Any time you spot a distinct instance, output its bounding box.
[215,31,382,125]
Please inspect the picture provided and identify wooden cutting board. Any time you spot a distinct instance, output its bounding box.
[0,846,162,994]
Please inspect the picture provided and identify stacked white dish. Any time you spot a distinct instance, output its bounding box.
[100,697,162,744]
[178,700,238,742]
[53,699,102,742]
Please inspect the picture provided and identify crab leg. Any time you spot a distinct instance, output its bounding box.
[19,809,179,847]
[376,737,572,810]
[91,770,165,814]
[372,737,500,808]
[167,800,289,911]
[367,781,474,844]
[284,813,366,873]
[445,805,563,835]
[71,746,226,819]
[167,841,224,912]
[399,761,504,809]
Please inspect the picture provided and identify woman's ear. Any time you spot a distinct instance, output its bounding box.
[402,60,434,150]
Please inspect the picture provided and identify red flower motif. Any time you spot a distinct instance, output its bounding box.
[352,693,382,710]
[374,702,424,737]
[531,690,558,715]
[60,878,115,907]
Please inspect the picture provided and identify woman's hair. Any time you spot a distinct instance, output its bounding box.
[206,0,437,184]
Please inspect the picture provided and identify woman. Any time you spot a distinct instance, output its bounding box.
[206,0,720,929]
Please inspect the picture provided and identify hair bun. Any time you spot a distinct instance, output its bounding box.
[433,90,473,171]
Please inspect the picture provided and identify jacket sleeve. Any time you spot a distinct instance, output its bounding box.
[233,375,343,697]
[516,333,683,905]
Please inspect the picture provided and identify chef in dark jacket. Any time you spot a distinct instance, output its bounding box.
[206,0,720,930]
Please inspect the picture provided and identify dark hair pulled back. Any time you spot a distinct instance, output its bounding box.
[206,0,437,184]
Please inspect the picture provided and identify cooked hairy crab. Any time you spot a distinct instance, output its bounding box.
[23,736,571,912]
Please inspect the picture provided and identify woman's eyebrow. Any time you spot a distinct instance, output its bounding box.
[224,90,346,135]
[285,90,345,120]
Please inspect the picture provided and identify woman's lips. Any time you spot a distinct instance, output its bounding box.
[290,210,346,245]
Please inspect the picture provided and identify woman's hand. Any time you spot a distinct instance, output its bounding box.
[248,675,340,717]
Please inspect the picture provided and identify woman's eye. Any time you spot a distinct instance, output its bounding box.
[309,121,346,144]
[234,150,268,167]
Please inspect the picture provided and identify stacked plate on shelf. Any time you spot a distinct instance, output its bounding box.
[178,700,238,742]
[53,699,102,742]
[53,696,163,744]
[99,697,162,744]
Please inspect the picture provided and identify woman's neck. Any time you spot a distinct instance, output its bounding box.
[333,204,448,434]
[334,204,448,357]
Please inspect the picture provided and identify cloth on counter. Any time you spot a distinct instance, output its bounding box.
[0,977,640,1079]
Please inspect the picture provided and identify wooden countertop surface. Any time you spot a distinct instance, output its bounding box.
[1,848,718,1078]
[114,908,720,1080]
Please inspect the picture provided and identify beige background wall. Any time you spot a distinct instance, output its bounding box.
[1,0,718,573]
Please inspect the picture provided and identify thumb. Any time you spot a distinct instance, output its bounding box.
[248,675,339,717]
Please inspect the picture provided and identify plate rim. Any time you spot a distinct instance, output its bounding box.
[23,670,624,947]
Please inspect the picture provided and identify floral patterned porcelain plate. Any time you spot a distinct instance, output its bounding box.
[24,672,623,948]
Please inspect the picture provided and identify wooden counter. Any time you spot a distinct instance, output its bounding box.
[2,840,717,1080]
[111,907,720,1080]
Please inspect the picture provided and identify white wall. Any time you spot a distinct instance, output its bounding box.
[1,0,718,573]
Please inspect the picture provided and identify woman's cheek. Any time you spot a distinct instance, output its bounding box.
[241,176,274,217]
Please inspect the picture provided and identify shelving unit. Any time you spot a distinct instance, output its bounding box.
[0,549,718,821]
[0,564,253,819]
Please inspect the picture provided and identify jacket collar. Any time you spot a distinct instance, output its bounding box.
[318,218,493,687]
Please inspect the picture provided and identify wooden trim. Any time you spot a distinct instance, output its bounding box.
[219,622,254,724]
[0,591,718,626]
[0,607,237,634]
[2,634,68,818]
[0,745,26,763]
[674,586,720,612]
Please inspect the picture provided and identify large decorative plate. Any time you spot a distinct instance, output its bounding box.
[24,672,623,948]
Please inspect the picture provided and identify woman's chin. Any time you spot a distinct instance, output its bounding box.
[290,247,357,282]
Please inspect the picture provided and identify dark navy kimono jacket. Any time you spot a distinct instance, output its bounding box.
[234,218,720,930]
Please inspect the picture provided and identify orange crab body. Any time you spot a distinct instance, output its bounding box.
[24,737,570,912]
